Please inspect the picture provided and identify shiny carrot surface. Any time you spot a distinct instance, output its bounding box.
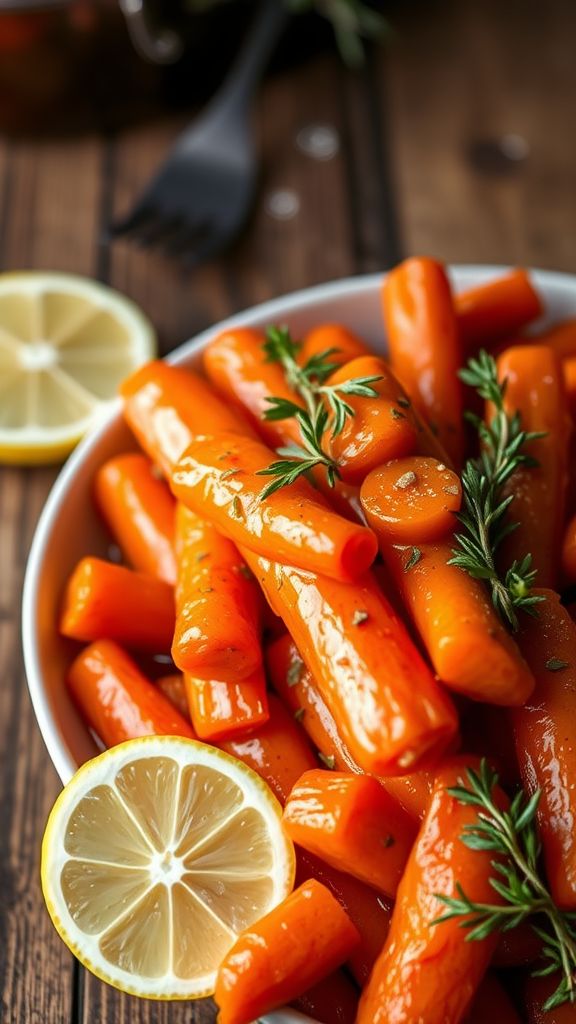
[214,879,359,1024]
[357,759,507,1024]
[456,268,543,349]
[171,432,377,582]
[67,640,195,747]
[496,345,570,589]
[283,769,416,898]
[465,973,521,1023]
[267,633,433,820]
[513,590,576,908]
[172,503,262,680]
[183,669,268,742]
[383,257,464,466]
[155,673,190,719]
[219,694,317,805]
[243,549,458,775]
[365,533,534,706]
[326,356,419,483]
[60,557,175,653]
[94,453,177,584]
[361,455,462,544]
[291,970,358,1024]
[121,360,254,475]
[300,323,370,367]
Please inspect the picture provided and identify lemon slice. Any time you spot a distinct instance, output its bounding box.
[0,272,155,464]
[41,736,295,999]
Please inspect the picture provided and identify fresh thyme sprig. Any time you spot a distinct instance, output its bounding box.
[432,761,576,1012]
[448,350,545,631]
[257,325,382,497]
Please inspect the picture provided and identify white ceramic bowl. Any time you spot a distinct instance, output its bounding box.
[22,266,576,1023]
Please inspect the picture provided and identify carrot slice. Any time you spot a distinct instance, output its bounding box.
[361,455,462,543]
[495,345,570,589]
[283,769,417,898]
[60,557,175,653]
[172,503,262,680]
[121,360,254,475]
[243,549,458,775]
[183,670,268,742]
[456,268,543,350]
[67,641,195,747]
[382,257,465,467]
[171,432,377,582]
[357,758,507,1024]
[94,453,177,584]
[214,879,360,1024]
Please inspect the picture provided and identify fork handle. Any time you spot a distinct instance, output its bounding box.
[210,0,289,119]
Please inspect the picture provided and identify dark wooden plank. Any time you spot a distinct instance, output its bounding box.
[384,0,576,270]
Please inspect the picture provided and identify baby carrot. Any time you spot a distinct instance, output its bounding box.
[94,453,177,584]
[361,455,462,544]
[456,268,543,350]
[121,360,255,475]
[291,971,358,1024]
[562,512,576,583]
[283,769,417,898]
[171,432,378,583]
[214,879,360,1024]
[495,345,570,589]
[172,503,262,680]
[466,973,521,1024]
[155,673,190,719]
[60,557,175,653]
[219,694,317,804]
[357,758,507,1024]
[512,589,576,908]
[183,670,268,742]
[362,531,534,706]
[267,633,433,820]
[300,323,370,368]
[242,549,458,775]
[325,356,419,483]
[67,640,195,747]
[382,257,465,467]
[529,319,576,359]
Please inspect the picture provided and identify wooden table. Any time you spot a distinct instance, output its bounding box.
[2,2,576,1021]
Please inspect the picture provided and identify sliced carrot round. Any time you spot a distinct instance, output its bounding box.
[360,456,462,544]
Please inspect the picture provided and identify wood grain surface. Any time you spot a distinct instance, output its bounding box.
[1,2,575,1021]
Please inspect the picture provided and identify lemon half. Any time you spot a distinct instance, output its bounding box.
[41,736,295,999]
[0,272,155,464]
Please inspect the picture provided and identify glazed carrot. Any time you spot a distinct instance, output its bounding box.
[283,769,417,898]
[563,356,576,420]
[357,758,507,1024]
[242,549,458,775]
[291,970,358,1024]
[67,640,195,747]
[219,694,317,804]
[156,673,190,719]
[267,633,433,820]
[562,512,576,584]
[456,268,543,350]
[465,973,521,1024]
[60,557,175,653]
[495,345,570,589]
[203,325,364,522]
[94,453,177,584]
[512,590,576,908]
[382,257,465,466]
[171,432,378,582]
[325,356,419,483]
[523,974,576,1023]
[297,850,392,986]
[361,530,534,706]
[121,360,255,475]
[183,670,268,741]
[361,455,462,543]
[172,504,262,680]
[528,319,576,359]
[300,323,370,368]
[214,879,360,1024]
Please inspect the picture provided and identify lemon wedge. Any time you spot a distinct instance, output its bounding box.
[0,272,155,464]
[41,736,295,999]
